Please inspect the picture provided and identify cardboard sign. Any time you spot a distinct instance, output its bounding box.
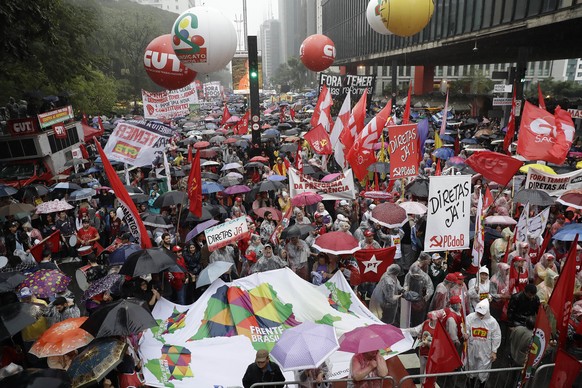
[205,216,249,252]
[388,123,419,179]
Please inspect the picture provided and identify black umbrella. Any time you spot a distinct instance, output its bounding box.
[129,193,149,203]
[119,247,178,277]
[0,302,37,341]
[181,208,214,224]
[19,184,50,198]
[279,143,298,154]
[254,180,284,192]
[0,184,18,198]
[245,162,266,169]
[202,172,219,180]
[170,169,186,177]
[278,123,293,129]
[142,213,172,228]
[514,189,555,206]
[406,178,429,198]
[281,224,314,239]
[302,165,326,179]
[368,162,391,174]
[0,272,25,292]
[124,185,144,194]
[3,368,71,388]
[282,128,300,136]
[152,190,188,208]
[80,299,157,337]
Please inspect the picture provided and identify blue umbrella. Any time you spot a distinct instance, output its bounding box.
[0,184,18,198]
[264,128,280,136]
[68,188,96,202]
[432,147,454,160]
[268,175,287,182]
[440,134,455,143]
[83,166,102,175]
[186,219,220,242]
[552,223,582,241]
[108,243,141,266]
[202,181,224,194]
[461,138,478,144]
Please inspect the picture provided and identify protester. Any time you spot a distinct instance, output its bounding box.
[348,349,388,388]
[242,349,285,388]
[507,283,540,327]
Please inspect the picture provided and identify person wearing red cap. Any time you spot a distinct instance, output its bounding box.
[429,273,459,312]
[360,230,380,249]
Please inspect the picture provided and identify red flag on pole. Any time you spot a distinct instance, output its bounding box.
[403,83,412,125]
[434,160,441,176]
[220,104,231,126]
[95,141,152,248]
[290,107,296,121]
[187,144,192,164]
[518,305,552,387]
[97,116,105,136]
[424,320,463,388]
[549,348,582,388]
[353,247,395,283]
[503,86,517,154]
[234,111,250,135]
[30,231,61,263]
[535,230,551,265]
[465,151,524,186]
[188,150,203,217]
[304,124,332,155]
[82,113,88,125]
[295,145,303,172]
[538,83,546,110]
[484,186,494,209]
[340,89,368,151]
[270,205,294,247]
[310,84,333,132]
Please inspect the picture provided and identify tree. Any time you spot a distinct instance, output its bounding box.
[448,68,494,95]
[271,57,310,92]
[527,77,582,99]
[66,67,118,114]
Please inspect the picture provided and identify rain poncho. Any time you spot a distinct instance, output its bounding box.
[536,269,557,304]
[465,299,501,382]
[404,263,434,326]
[490,262,511,321]
[467,266,491,312]
[428,277,457,312]
[369,264,403,325]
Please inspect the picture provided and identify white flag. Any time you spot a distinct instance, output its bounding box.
[471,191,484,268]
[330,92,351,169]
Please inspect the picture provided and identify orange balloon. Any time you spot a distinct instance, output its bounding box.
[144,34,197,90]
[299,34,336,72]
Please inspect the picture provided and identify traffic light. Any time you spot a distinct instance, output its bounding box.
[250,70,258,79]
[248,36,261,147]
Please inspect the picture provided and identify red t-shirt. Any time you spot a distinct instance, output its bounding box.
[77,226,99,246]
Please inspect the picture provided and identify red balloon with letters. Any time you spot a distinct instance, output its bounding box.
[144,34,197,90]
[299,34,336,72]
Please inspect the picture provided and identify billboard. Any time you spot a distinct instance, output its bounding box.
[231,54,263,94]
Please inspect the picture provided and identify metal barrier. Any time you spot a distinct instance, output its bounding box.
[398,366,524,388]
[250,375,397,387]
[528,361,582,388]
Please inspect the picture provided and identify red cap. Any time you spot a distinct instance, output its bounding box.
[514,256,526,261]
[449,295,462,304]
[246,251,257,263]
[235,196,242,201]
[364,230,374,237]
[172,245,182,253]
[445,273,457,282]
[455,272,466,280]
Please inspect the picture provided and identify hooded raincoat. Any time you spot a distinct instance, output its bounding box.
[465,299,502,382]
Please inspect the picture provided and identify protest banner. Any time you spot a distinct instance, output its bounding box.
[318,73,376,115]
[525,167,582,196]
[288,168,355,200]
[203,81,222,100]
[424,175,471,252]
[204,216,249,252]
[103,120,174,167]
[142,83,199,120]
[37,105,74,129]
[388,123,420,179]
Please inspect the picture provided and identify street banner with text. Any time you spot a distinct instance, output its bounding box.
[142,83,198,120]
[205,216,249,252]
[388,123,419,179]
[289,168,355,200]
[525,167,582,196]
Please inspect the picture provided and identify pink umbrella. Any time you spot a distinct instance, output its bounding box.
[363,191,393,200]
[254,207,282,221]
[193,141,210,149]
[399,201,427,215]
[321,173,341,182]
[291,192,323,207]
[369,202,407,228]
[35,199,74,215]
[223,185,251,195]
[339,324,405,353]
[557,189,582,210]
[484,215,517,225]
[312,231,360,255]
[226,115,240,124]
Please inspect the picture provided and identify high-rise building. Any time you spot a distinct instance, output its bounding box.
[129,0,193,14]
[259,19,283,88]
[278,0,317,64]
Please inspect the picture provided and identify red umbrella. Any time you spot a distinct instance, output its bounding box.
[254,207,282,221]
[312,231,360,255]
[199,149,218,158]
[339,324,404,353]
[557,189,582,210]
[193,141,210,149]
[250,156,270,163]
[30,317,93,357]
[369,202,407,228]
[291,192,323,207]
[224,138,238,144]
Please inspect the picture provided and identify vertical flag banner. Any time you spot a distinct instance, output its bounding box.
[425,320,462,388]
[340,89,368,151]
[310,84,333,132]
[503,86,516,154]
[388,123,419,179]
[402,83,412,125]
[424,175,471,252]
[471,192,484,270]
[518,305,551,387]
[188,150,203,217]
[330,93,351,168]
[439,88,449,136]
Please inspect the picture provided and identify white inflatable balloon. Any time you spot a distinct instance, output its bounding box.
[171,7,237,74]
[366,0,392,35]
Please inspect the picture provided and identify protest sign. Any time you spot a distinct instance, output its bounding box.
[142,83,198,120]
[203,81,222,100]
[289,168,355,200]
[424,175,471,252]
[525,167,582,196]
[103,120,174,167]
[388,123,420,179]
[318,73,376,115]
[204,216,249,252]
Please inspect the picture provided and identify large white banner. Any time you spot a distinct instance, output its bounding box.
[203,81,222,100]
[142,83,198,120]
[204,216,249,252]
[103,120,174,167]
[516,203,550,242]
[140,268,413,388]
[424,175,471,252]
[525,167,582,196]
[289,168,356,200]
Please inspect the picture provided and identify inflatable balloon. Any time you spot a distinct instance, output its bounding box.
[380,0,435,37]
[144,34,197,90]
[171,7,237,74]
[366,0,392,35]
[299,34,336,72]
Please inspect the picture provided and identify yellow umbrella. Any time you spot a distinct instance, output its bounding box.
[519,164,556,175]
[576,161,582,169]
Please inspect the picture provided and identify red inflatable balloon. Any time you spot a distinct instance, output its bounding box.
[299,34,336,72]
[144,34,197,90]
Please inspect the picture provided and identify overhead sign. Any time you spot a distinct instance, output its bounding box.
[492,98,513,106]
[142,83,199,121]
[568,109,582,120]
[37,105,74,129]
[388,123,419,179]
[424,175,471,252]
[204,216,249,252]
[493,84,513,93]
[289,168,355,200]
[7,117,40,136]
[525,167,582,196]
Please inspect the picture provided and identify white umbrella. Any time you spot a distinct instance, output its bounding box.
[399,201,428,215]
[196,261,233,288]
[221,163,243,172]
[484,216,517,225]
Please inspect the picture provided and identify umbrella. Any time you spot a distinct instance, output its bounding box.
[107,243,141,266]
[0,272,25,292]
[202,181,225,194]
[224,185,251,195]
[405,178,429,197]
[209,135,226,144]
[254,207,282,221]
[186,219,220,242]
[312,231,361,255]
[461,138,478,144]
[250,156,270,163]
[224,137,238,144]
[267,174,287,182]
[152,191,188,207]
[519,164,556,175]
[0,202,35,216]
[170,169,185,177]
[64,158,89,167]
[369,203,408,228]
[20,269,71,299]
[193,141,210,149]
[432,147,454,160]
[3,368,71,388]
[182,207,214,223]
[254,180,284,192]
[119,247,178,277]
[199,149,218,158]
[201,160,221,167]
[226,171,244,179]
[514,189,554,206]
[218,176,241,187]
[35,199,74,214]
[338,324,405,353]
[0,302,37,341]
[557,189,582,209]
[0,184,18,198]
[142,213,172,228]
[280,224,314,240]
[553,223,582,241]
[82,274,124,302]
[447,156,466,166]
[68,338,127,387]
[291,192,323,207]
[474,128,494,138]
[363,191,393,200]
[19,184,50,198]
[196,261,233,288]
[80,299,156,337]
[51,182,82,191]
[68,188,96,202]
[484,216,517,225]
[221,162,243,171]
[367,162,391,174]
[123,185,144,194]
[30,317,93,358]
[202,172,219,181]
[129,193,149,203]
[399,201,428,215]
[245,162,266,169]
[270,322,339,371]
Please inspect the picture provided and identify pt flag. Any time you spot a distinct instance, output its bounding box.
[549,349,582,388]
[30,231,61,263]
[519,305,551,386]
[188,150,203,217]
[465,151,524,186]
[95,141,151,248]
[304,124,332,155]
[310,84,333,132]
[354,247,396,283]
[503,86,517,153]
[388,123,419,179]
[425,320,462,388]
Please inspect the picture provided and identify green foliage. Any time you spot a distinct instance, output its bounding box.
[448,68,494,95]
[66,67,118,115]
[527,77,582,99]
[271,57,310,92]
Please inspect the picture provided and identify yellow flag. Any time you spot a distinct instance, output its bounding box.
[434,132,443,150]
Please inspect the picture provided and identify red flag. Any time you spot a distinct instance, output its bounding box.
[354,247,396,283]
[454,134,460,156]
[518,305,552,387]
[95,141,152,249]
[304,124,332,155]
[536,230,552,264]
[340,89,368,151]
[434,160,441,176]
[97,116,105,135]
[234,111,250,135]
[516,102,574,165]
[503,86,517,154]
[279,105,286,123]
[538,83,546,110]
[270,205,294,247]
[549,348,582,388]
[188,150,203,217]
[295,145,303,172]
[403,83,412,125]
[30,231,61,263]
[290,108,296,121]
[310,84,333,132]
[424,320,463,388]
[548,234,578,347]
[187,145,192,164]
[220,104,231,126]
[465,151,524,186]
[484,186,494,209]
[79,143,90,160]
